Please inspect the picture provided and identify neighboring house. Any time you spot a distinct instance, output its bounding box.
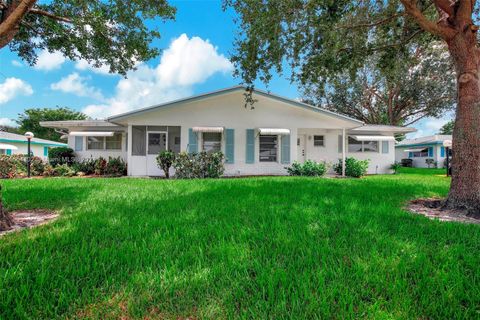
[0,131,67,160]
[395,135,452,168]
[41,86,415,176]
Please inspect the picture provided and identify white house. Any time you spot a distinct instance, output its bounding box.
[41,86,415,176]
[395,135,452,168]
[0,131,67,160]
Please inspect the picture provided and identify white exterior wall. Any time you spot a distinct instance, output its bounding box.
[4,142,62,161]
[117,91,395,176]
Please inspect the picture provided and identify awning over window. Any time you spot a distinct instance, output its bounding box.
[0,143,18,150]
[258,128,290,135]
[350,135,395,141]
[69,131,114,137]
[404,148,427,152]
[192,127,224,133]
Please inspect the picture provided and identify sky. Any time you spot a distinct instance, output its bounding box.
[0,0,452,138]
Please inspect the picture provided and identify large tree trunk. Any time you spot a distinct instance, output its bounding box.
[0,191,12,232]
[445,29,480,213]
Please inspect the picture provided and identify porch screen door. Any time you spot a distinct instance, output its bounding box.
[147,131,167,175]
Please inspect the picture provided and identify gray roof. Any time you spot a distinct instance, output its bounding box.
[0,131,67,146]
[396,135,452,147]
[40,120,119,129]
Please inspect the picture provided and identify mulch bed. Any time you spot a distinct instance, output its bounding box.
[407,198,480,224]
[0,210,59,236]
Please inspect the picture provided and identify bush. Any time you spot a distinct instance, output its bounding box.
[71,158,96,175]
[49,147,75,167]
[53,164,76,177]
[42,164,55,177]
[425,158,436,168]
[105,157,127,176]
[0,155,21,178]
[390,162,402,174]
[156,151,175,178]
[30,156,46,176]
[94,157,107,175]
[286,160,327,177]
[173,151,225,179]
[333,157,370,178]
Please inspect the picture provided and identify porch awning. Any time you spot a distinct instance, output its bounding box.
[350,135,396,141]
[0,143,18,150]
[258,128,290,135]
[69,131,114,137]
[192,126,224,133]
[404,148,427,152]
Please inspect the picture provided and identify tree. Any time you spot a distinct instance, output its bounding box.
[439,120,455,134]
[224,0,480,212]
[303,44,456,126]
[16,107,87,141]
[0,0,176,75]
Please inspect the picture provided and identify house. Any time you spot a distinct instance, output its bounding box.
[0,131,67,160]
[395,135,452,168]
[41,86,415,176]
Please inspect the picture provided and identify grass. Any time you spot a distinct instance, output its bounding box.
[0,169,478,319]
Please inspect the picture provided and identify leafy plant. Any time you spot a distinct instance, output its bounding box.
[53,164,75,177]
[425,158,436,169]
[333,157,370,178]
[286,160,327,177]
[173,152,225,179]
[156,151,176,179]
[48,147,75,167]
[71,158,96,175]
[94,157,107,176]
[390,162,402,174]
[30,156,46,176]
[105,157,127,177]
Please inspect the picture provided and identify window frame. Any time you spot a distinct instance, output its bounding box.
[147,131,168,155]
[202,132,222,154]
[86,133,123,151]
[347,136,379,153]
[259,134,278,162]
[313,135,325,147]
[412,148,429,158]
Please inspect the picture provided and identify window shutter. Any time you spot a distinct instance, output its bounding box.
[409,152,413,158]
[6,149,12,155]
[428,147,433,157]
[338,135,343,153]
[281,134,291,164]
[246,129,255,163]
[225,129,234,164]
[75,136,83,151]
[43,147,48,157]
[382,141,389,154]
[440,146,445,157]
[188,128,198,153]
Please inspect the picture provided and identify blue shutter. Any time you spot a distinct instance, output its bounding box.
[6,149,12,155]
[246,129,255,163]
[225,129,234,164]
[440,146,445,157]
[428,147,433,157]
[409,152,413,158]
[43,147,48,157]
[281,134,291,164]
[75,136,83,151]
[188,128,198,153]
[382,141,389,154]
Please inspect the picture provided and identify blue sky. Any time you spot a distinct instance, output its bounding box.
[0,0,451,138]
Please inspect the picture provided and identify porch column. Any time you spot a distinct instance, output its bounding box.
[342,128,346,177]
[127,124,132,176]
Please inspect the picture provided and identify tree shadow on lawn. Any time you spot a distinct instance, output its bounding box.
[1,177,478,319]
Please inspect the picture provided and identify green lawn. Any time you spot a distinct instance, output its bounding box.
[1,170,479,319]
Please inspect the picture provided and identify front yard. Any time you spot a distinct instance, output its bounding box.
[0,169,478,319]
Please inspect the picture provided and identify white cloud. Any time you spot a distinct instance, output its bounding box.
[11,60,22,67]
[75,59,113,76]
[82,34,233,118]
[0,118,17,127]
[407,114,454,139]
[425,118,450,132]
[34,50,66,71]
[51,73,104,101]
[0,78,33,104]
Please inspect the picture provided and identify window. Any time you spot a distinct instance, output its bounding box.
[412,148,429,157]
[259,135,278,162]
[348,137,378,153]
[148,132,167,155]
[203,132,222,153]
[313,135,324,147]
[87,133,122,150]
[106,133,122,150]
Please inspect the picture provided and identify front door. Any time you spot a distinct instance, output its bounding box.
[297,134,306,162]
[147,131,167,176]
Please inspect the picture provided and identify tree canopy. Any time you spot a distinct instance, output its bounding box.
[16,107,86,141]
[0,0,176,75]
[439,120,455,135]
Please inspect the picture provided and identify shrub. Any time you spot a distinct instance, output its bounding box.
[42,164,55,177]
[156,151,175,178]
[425,158,436,168]
[0,155,19,178]
[71,158,97,175]
[286,160,327,177]
[30,156,46,176]
[390,162,402,174]
[105,157,127,176]
[333,157,370,178]
[94,157,107,175]
[173,151,225,179]
[49,147,75,167]
[53,164,76,177]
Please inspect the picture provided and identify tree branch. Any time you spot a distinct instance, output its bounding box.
[29,7,72,23]
[0,0,37,49]
[338,12,406,29]
[432,0,455,16]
